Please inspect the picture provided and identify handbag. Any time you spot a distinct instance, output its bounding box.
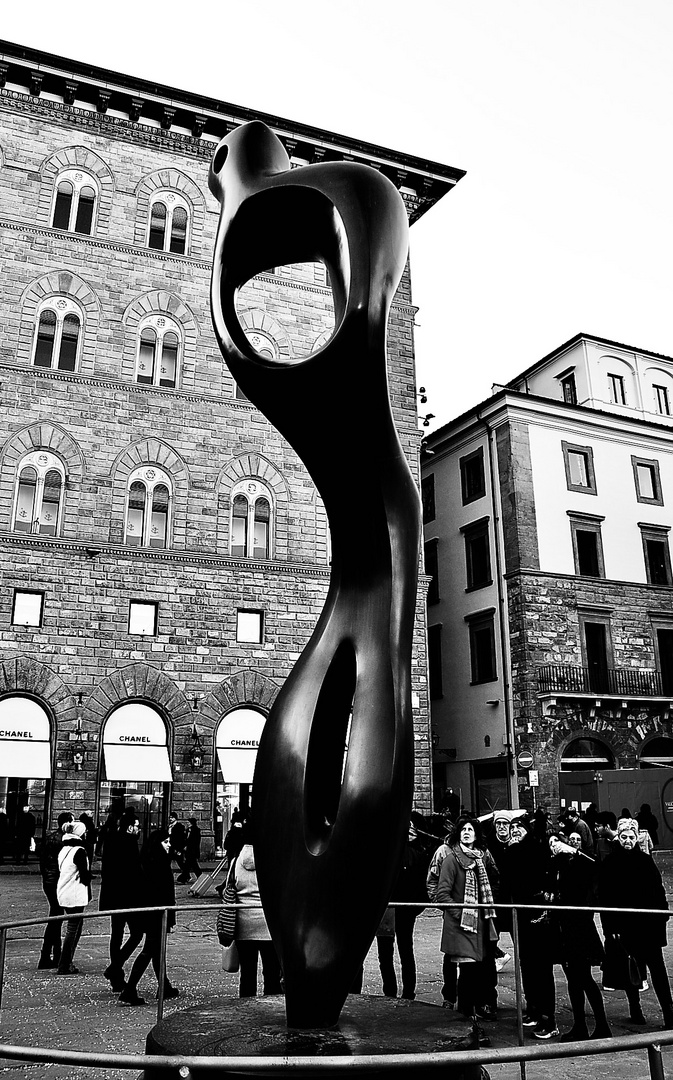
[221,941,240,973]
[216,857,238,947]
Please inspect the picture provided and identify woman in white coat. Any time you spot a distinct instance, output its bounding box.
[56,821,92,975]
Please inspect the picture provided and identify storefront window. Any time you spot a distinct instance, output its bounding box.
[0,697,52,859]
[214,708,266,849]
[98,703,172,845]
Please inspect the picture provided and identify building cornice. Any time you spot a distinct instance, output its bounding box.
[423,387,673,461]
[504,566,673,594]
[0,532,331,578]
[0,41,465,224]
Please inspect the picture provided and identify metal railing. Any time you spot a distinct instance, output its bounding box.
[537,664,667,697]
[1,900,673,1078]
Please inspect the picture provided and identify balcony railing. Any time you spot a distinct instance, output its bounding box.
[537,664,670,697]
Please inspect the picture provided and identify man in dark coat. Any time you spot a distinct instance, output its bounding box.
[598,817,673,1028]
[177,817,202,884]
[99,807,144,991]
[37,811,73,968]
[499,816,558,1038]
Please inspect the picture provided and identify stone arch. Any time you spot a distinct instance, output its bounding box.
[0,655,76,729]
[217,453,290,559]
[134,169,206,256]
[554,726,622,770]
[38,145,114,235]
[0,423,85,535]
[18,270,101,375]
[87,663,191,732]
[122,291,199,391]
[109,439,190,548]
[237,308,292,361]
[200,670,280,732]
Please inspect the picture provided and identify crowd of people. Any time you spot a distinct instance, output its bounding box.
[427,800,672,1044]
[29,797,673,1030]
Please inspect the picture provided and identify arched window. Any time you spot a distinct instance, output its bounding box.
[147,192,190,255]
[12,451,65,536]
[230,480,273,559]
[124,466,172,549]
[51,170,98,235]
[136,316,181,389]
[32,299,82,372]
[560,737,615,772]
[640,736,673,768]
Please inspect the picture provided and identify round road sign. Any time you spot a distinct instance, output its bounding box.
[517,750,534,769]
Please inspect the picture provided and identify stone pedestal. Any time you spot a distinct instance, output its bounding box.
[144,995,484,1079]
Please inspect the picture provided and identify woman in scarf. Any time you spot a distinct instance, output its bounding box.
[435,815,498,1026]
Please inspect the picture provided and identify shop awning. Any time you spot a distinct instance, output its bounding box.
[216,708,266,784]
[103,743,172,782]
[0,697,52,778]
[0,738,51,779]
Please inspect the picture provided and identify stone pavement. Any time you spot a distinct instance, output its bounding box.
[1,858,673,1079]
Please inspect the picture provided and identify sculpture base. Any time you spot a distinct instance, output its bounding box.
[144,995,484,1079]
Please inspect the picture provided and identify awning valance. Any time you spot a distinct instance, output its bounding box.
[0,697,51,778]
[103,703,172,782]
[216,708,266,784]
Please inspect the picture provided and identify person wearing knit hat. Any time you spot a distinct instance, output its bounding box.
[56,821,92,975]
[598,816,673,1028]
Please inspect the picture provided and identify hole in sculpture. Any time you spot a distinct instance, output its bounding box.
[212,142,229,173]
[234,262,335,360]
[304,639,357,855]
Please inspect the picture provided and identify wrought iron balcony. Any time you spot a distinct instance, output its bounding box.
[537,664,670,697]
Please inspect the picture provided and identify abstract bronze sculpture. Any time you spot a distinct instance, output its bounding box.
[209,122,421,1028]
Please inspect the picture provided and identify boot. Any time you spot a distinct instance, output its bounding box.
[38,949,57,970]
[560,1024,589,1042]
[629,1005,647,1025]
[104,965,127,992]
[590,1023,612,1039]
[119,986,146,1006]
[158,983,180,1000]
[662,1010,673,1030]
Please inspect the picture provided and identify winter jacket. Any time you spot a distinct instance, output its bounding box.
[233,844,270,941]
[39,827,64,887]
[436,845,498,962]
[98,827,143,912]
[135,837,177,932]
[57,839,91,908]
[550,850,603,965]
[598,844,669,951]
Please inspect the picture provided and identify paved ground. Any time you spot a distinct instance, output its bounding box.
[2,858,673,1079]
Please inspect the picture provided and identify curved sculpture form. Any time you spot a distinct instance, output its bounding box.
[209,122,421,1028]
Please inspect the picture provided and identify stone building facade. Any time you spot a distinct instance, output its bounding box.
[423,334,673,844]
[0,40,464,856]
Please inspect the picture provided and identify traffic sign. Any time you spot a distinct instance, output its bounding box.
[528,770,539,787]
[517,750,534,769]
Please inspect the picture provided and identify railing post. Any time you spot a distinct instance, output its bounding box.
[0,926,7,1017]
[157,907,169,1023]
[511,906,526,1080]
[648,1043,666,1080]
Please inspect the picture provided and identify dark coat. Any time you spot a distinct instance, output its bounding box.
[436,845,498,962]
[39,828,64,886]
[185,822,201,858]
[551,851,603,965]
[98,828,143,912]
[598,844,669,951]
[136,837,176,931]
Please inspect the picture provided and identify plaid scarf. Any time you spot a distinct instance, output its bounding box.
[453,845,496,934]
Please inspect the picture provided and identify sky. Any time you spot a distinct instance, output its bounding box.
[3,1,673,430]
